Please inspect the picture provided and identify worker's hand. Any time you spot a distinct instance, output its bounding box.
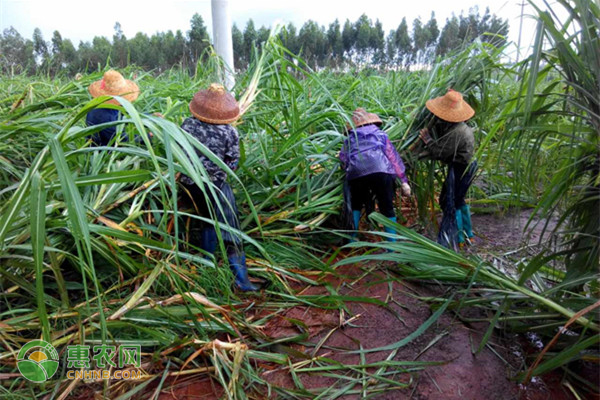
[153,112,164,118]
[401,182,411,197]
[419,128,432,145]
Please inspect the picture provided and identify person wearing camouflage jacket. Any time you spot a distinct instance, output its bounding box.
[180,83,258,292]
[179,118,240,185]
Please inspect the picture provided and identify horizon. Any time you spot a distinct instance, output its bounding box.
[1,0,541,62]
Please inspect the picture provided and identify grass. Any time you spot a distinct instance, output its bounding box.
[1,3,599,397]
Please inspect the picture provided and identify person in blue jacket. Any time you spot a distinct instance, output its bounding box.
[339,108,411,241]
[86,70,139,146]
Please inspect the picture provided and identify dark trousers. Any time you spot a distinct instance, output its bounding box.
[438,161,477,248]
[180,180,243,254]
[348,172,396,218]
[440,162,476,210]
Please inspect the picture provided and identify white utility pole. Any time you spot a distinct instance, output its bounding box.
[211,0,235,90]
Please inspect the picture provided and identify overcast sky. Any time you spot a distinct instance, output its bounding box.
[1,0,541,60]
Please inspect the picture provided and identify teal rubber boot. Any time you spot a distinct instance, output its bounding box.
[455,209,465,244]
[460,205,474,239]
[351,210,361,241]
[384,216,397,242]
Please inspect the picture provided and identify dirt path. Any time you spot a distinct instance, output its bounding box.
[159,209,575,399]
[260,263,520,399]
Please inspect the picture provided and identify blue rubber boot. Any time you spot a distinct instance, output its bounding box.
[384,216,397,242]
[455,209,465,244]
[200,227,217,256]
[460,205,474,239]
[351,210,361,241]
[228,253,258,292]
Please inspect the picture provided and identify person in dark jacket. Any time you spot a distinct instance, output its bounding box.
[416,89,477,248]
[86,70,139,146]
[180,83,257,292]
[339,108,411,241]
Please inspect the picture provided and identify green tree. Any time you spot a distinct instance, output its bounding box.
[281,23,299,56]
[163,30,186,68]
[257,25,270,50]
[354,14,372,63]
[60,38,77,74]
[0,27,36,74]
[436,15,461,56]
[298,20,326,68]
[50,31,77,75]
[412,17,431,66]
[32,28,50,70]
[128,32,151,69]
[174,30,187,69]
[49,30,63,74]
[478,7,508,48]
[341,19,355,61]
[243,19,257,64]
[394,18,412,69]
[231,23,244,69]
[327,19,343,67]
[423,12,439,64]
[113,22,128,68]
[188,13,209,65]
[91,36,112,69]
[370,19,385,65]
[150,33,167,71]
[385,29,396,65]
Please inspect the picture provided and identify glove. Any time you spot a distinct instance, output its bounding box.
[419,128,432,145]
[401,182,411,197]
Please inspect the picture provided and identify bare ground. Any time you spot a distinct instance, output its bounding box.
[158,209,584,400]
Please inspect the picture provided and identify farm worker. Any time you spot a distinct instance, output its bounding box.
[416,89,477,248]
[179,83,258,292]
[339,108,411,241]
[86,70,139,146]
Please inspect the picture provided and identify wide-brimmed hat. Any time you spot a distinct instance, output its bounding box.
[425,89,474,123]
[88,70,139,104]
[350,108,383,128]
[189,83,240,125]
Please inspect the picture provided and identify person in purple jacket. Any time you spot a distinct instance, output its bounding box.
[339,108,411,241]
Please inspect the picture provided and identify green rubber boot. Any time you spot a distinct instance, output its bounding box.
[460,205,474,239]
[351,210,361,242]
[456,208,465,244]
[384,217,397,242]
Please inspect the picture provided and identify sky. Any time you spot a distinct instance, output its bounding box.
[0,0,542,61]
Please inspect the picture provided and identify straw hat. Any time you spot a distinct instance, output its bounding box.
[425,89,474,123]
[189,83,240,125]
[351,108,383,128]
[88,70,139,104]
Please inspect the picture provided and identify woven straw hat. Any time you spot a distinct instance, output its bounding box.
[88,70,139,104]
[351,108,382,128]
[425,89,474,123]
[189,83,240,125]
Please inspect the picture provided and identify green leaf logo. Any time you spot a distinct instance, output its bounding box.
[17,340,59,383]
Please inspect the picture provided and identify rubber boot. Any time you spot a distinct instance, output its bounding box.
[384,216,397,242]
[228,253,258,292]
[200,227,217,256]
[351,210,361,241]
[460,205,474,239]
[455,208,465,244]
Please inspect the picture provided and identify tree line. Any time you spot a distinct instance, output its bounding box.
[0,7,508,75]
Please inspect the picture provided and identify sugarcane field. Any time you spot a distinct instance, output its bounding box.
[0,0,598,398]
